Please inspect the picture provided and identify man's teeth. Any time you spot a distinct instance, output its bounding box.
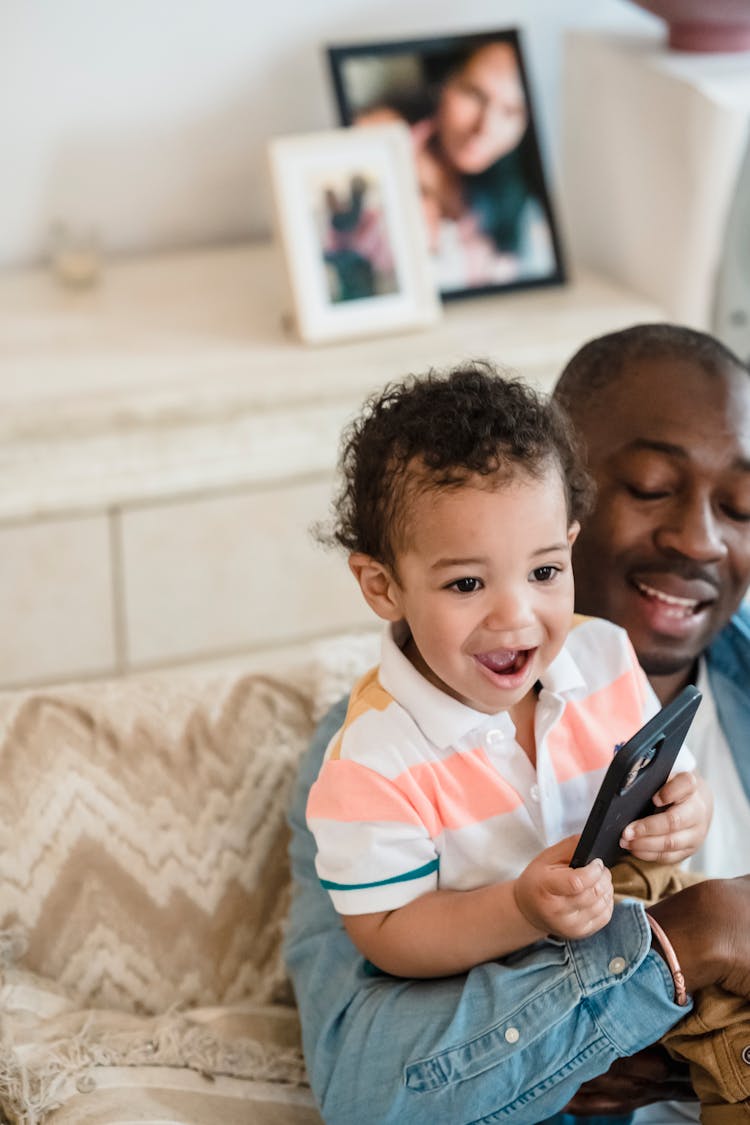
[635,580,699,615]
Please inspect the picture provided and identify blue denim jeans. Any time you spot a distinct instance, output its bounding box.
[284,699,690,1125]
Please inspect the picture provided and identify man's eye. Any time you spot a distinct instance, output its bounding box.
[448,577,482,593]
[531,565,558,583]
[722,504,750,523]
[625,483,670,501]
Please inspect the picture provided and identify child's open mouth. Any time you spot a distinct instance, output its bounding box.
[474,648,534,679]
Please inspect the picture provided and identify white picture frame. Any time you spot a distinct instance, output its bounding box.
[268,123,441,344]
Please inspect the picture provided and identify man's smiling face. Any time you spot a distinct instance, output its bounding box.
[568,354,750,700]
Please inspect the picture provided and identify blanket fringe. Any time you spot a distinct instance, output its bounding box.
[0,1007,308,1124]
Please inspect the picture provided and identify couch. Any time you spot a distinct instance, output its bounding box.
[0,631,379,1124]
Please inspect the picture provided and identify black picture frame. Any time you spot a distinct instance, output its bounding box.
[327,30,566,301]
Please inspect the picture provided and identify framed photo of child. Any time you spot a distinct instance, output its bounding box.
[267,123,441,344]
[327,30,566,300]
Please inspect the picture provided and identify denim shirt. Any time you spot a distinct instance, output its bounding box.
[705,604,750,804]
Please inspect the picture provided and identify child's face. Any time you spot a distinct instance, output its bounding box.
[386,468,578,714]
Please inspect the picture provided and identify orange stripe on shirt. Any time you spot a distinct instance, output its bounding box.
[307,747,523,837]
[547,668,646,782]
[328,668,393,761]
[405,747,523,831]
[307,758,435,831]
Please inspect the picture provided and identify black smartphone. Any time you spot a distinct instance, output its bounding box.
[570,684,702,869]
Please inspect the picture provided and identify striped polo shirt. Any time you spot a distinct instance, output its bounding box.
[307,615,694,916]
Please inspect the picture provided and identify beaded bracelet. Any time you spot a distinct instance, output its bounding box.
[647,913,689,1007]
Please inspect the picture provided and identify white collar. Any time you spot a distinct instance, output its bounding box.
[378,620,588,749]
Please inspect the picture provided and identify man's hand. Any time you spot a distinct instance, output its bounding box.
[620,771,712,864]
[514,836,614,939]
[563,1047,695,1116]
[650,875,750,998]
[537,873,750,1115]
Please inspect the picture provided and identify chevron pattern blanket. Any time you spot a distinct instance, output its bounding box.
[0,634,381,1123]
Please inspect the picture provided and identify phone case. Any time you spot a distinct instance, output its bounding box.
[570,684,702,869]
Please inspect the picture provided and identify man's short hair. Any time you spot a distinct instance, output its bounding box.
[320,361,593,570]
[554,323,748,418]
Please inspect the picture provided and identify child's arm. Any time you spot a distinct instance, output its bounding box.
[342,836,614,978]
[619,770,713,863]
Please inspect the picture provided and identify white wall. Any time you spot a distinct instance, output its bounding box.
[1,0,659,269]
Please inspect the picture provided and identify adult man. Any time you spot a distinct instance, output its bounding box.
[556,324,750,1123]
[284,324,750,1125]
[556,324,750,883]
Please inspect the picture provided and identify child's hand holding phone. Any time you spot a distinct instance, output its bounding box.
[619,769,713,864]
[571,685,703,870]
[514,836,614,940]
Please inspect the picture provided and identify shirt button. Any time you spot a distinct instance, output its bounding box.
[485,728,505,747]
[609,957,627,975]
[530,784,540,802]
[504,1027,520,1044]
[741,1045,750,1066]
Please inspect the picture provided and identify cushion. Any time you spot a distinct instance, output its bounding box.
[0,634,383,1121]
[0,960,321,1123]
[0,669,315,1015]
[308,631,380,722]
[45,1076,323,1125]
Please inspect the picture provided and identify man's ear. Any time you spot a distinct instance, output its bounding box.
[348,553,403,621]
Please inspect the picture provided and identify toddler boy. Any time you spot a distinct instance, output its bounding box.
[307,365,710,977]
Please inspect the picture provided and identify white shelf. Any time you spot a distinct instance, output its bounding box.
[0,241,664,521]
[0,240,665,687]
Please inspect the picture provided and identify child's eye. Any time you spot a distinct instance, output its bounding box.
[448,577,482,593]
[531,565,558,583]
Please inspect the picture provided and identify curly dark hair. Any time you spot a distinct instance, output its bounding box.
[319,361,594,570]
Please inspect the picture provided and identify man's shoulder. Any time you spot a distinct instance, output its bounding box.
[727,602,750,642]
[705,608,750,797]
[707,605,750,678]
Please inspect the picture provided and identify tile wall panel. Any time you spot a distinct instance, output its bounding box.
[120,479,371,668]
[0,515,115,686]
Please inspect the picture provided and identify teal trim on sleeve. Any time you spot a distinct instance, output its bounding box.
[320,857,439,892]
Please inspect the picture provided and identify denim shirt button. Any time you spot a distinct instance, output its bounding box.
[608,956,627,975]
[504,1026,520,1044]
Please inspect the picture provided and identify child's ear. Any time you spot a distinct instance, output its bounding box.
[348,553,403,621]
[567,520,580,548]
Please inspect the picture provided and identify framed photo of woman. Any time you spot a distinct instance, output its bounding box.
[328,30,566,300]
